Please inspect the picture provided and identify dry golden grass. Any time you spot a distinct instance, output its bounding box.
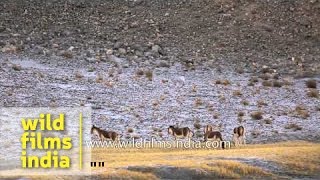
[306,79,317,89]
[90,141,320,179]
[95,74,103,83]
[145,70,153,81]
[262,80,272,87]
[2,142,319,179]
[250,111,263,120]
[194,98,203,106]
[233,90,242,96]
[307,89,319,98]
[285,123,302,131]
[295,105,310,119]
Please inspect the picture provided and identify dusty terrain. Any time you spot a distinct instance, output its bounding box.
[1,0,319,74]
[0,0,320,179]
[0,0,319,143]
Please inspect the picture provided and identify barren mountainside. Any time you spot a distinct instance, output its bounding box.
[0,0,319,74]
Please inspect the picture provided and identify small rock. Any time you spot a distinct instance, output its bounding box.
[156,60,170,68]
[134,50,144,57]
[68,46,75,51]
[144,51,153,57]
[85,57,96,63]
[52,43,59,48]
[118,48,127,55]
[0,26,5,32]
[86,49,95,57]
[108,55,126,68]
[0,41,6,47]
[113,42,123,49]
[106,49,113,55]
[12,64,22,71]
[1,45,17,53]
[60,50,73,59]
[151,44,161,53]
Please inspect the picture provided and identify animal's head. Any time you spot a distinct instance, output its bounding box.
[91,125,97,134]
[204,125,213,134]
[168,126,175,135]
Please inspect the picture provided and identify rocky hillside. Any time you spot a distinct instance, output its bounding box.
[0,0,319,143]
[1,0,319,74]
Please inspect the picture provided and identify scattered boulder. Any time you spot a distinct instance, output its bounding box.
[113,41,123,49]
[156,60,170,68]
[118,48,127,55]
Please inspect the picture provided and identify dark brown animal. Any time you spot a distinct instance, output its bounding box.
[168,126,193,140]
[91,125,120,141]
[204,125,213,134]
[203,130,225,149]
[233,126,245,146]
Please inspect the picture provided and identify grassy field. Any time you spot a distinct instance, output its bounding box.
[2,141,320,179]
[91,141,320,179]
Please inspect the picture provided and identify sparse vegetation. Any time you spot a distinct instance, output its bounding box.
[219,94,226,101]
[257,100,268,107]
[273,80,283,88]
[248,82,255,86]
[262,80,272,87]
[305,79,317,89]
[264,118,272,124]
[238,111,245,117]
[152,100,159,107]
[136,69,144,76]
[215,79,230,86]
[295,105,310,119]
[249,76,259,83]
[75,71,83,79]
[241,100,249,106]
[194,123,201,129]
[307,89,319,98]
[87,67,95,72]
[194,98,203,106]
[285,123,302,131]
[251,130,261,138]
[12,64,22,71]
[145,70,153,81]
[95,74,103,83]
[213,113,219,119]
[191,84,197,92]
[233,90,242,96]
[222,79,230,86]
[259,74,271,80]
[127,128,134,133]
[251,111,263,120]
[62,50,73,59]
[283,79,293,86]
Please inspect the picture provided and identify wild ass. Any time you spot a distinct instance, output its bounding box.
[233,126,245,146]
[91,125,120,141]
[168,126,194,140]
[204,125,225,149]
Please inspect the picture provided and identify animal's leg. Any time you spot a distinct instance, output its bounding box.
[242,135,246,146]
[232,134,238,147]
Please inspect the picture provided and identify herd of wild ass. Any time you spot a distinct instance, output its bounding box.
[91,124,245,149]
